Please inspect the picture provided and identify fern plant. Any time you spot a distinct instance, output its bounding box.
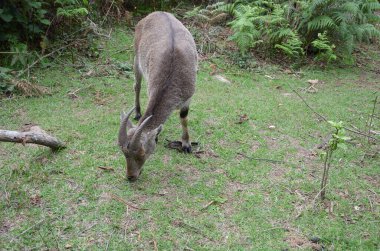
[229,2,305,58]
[274,31,304,59]
[311,31,337,63]
[228,5,262,55]
[297,0,380,61]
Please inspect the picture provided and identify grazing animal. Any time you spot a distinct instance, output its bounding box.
[118,11,198,181]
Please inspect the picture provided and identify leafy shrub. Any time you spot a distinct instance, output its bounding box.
[311,31,337,64]
[202,0,380,64]
[228,5,262,55]
[0,1,51,46]
[297,0,380,61]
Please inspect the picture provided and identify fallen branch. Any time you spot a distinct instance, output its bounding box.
[237,152,285,164]
[17,41,78,78]
[289,84,378,141]
[0,126,66,151]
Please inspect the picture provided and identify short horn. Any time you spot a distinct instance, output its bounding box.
[130,115,153,150]
[118,107,135,148]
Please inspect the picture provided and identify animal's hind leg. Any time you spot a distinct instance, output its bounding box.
[179,106,192,153]
[133,56,142,120]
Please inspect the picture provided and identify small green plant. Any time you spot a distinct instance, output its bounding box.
[311,31,337,64]
[320,121,351,200]
[274,31,304,59]
[55,0,89,19]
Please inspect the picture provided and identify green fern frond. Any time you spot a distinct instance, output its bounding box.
[269,28,294,43]
[361,1,380,13]
[311,31,337,63]
[341,1,360,14]
[307,15,336,31]
[184,6,202,18]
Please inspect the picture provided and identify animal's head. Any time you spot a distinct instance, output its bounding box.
[118,108,162,181]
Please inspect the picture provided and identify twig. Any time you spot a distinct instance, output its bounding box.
[201,200,216,210]
[367,95,378,144]
[110,193,148,210]
[0,51,28,54]
[11,219,45,243]
[67,84,93,98]
[98,166,115,171]
[17,41,77,78]
[289,84,378,141]
[88,18,111,38]
[237,152,285,164]
[262,226,289,232]
[313,183,329,207]
[367,195,373,212]
[105,229,116,251]
[101,0,115,26]
[153,239,158,251]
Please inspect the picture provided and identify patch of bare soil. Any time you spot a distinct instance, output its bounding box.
[262,134,318,181]
[273,135,316,164]
[176,164,202,183]
[269,163,288,182]
[362,174,380,188]
[0,214,26,236]
[285,231,322,250]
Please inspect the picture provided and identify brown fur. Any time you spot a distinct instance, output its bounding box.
[119,12,198,181]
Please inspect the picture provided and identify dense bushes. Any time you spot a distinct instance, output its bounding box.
[190,0,380,65]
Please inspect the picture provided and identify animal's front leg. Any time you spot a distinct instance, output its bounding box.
[133,57,142,120]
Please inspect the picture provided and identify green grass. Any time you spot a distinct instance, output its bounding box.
[0,27,379,250]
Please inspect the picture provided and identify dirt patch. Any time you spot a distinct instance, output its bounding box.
[356,71,380,91]
[0,214,26,236]
[221,179,261,217]
[268,164,288,182]
[285,232,322,250]
[362,174,380,188]
[176,164,202,184]
[262,134,317,166]
[250,141,261,153]
[12,108,29,124]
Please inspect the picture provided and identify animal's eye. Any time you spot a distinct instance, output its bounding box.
[155,136,158,143]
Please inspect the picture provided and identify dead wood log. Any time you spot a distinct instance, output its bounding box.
[0,126,66,151]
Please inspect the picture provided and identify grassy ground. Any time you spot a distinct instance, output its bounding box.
[0,27,379,250]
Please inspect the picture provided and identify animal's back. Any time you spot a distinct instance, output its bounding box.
[135,12,197,92]
[134,12,197,126]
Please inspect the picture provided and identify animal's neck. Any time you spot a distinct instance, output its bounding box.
[138,103,172,131]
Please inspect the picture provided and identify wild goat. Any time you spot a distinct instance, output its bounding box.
[118,12,198,181]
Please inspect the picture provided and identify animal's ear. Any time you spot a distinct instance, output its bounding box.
[147,125,163,144]
[154,124,163,136]
[153,124,163,143]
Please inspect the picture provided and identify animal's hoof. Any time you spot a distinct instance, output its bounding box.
[182,145,192,153]
[134,113,141,121]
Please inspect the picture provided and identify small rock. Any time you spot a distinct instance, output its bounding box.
[213,75,231,84]
[307,79,319,85]
[268,125,276,130]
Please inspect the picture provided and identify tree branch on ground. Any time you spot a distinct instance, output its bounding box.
[0,126,66,151]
